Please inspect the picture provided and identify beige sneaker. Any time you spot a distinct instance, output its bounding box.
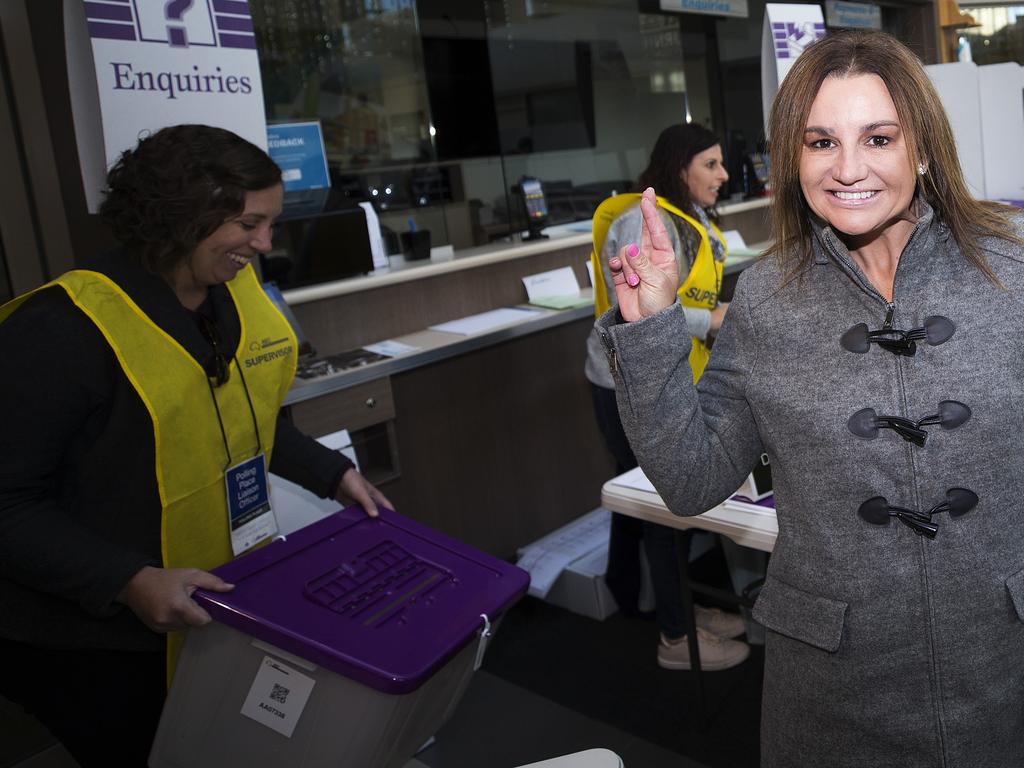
[694,604,746,639]
[657,628,750,671]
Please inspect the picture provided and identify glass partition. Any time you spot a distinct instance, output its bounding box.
[250,0,718,255]
[492,5,713,236]
[959,5,1024,64]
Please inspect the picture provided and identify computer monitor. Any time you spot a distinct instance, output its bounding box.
[518,177,549,241]
[263,208,375,290]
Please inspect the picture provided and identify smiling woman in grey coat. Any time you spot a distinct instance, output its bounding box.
[596,30,1024,768]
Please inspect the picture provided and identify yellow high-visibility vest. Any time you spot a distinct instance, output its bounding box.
[0,264,297,682]
[590,194,725,381]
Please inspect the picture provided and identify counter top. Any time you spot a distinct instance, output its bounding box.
[285,301,595,405]
[283,246,763,405]
[282,230,593,306]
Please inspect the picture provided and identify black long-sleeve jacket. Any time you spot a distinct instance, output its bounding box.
[0,251,351,650]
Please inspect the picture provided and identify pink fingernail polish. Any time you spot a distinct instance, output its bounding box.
[627,244,639,259]
[627,274,640,287]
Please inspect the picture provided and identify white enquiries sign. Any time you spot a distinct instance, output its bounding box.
[761,4,827,131]
[65,0,268,211]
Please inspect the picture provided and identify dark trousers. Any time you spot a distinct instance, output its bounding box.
[590,383,685,639]
[0,636,166,767]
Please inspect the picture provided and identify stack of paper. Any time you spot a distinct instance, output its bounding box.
[516,508,612,599]
[608,466,658,494]
[611,466,775,517]
[522,266,591,310]
[722,494,776,516]
[429,307,542,335]
[362,339,419,357]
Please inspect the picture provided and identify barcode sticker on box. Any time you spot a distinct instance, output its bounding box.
[240,656,316,738]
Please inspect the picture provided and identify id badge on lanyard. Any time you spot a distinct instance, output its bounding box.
[224,453,278,556]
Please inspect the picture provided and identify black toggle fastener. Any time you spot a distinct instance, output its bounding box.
[840,315,955,356]
[857,488,979,539]
[847,401,971,446]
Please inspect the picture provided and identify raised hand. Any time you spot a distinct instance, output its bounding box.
[610,187,680,321]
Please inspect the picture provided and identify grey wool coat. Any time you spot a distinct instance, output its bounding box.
[595,203,1024,767]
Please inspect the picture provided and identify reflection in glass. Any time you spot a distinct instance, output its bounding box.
[252,0,435,171]
[961,6,1024,64]
[250,0,712,254]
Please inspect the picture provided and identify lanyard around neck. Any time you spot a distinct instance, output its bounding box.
[199,316,264,471]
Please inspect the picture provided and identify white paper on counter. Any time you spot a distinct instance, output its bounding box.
[722,229,748,251]
[359,202,388,269]
[363,339,419,357]
[430,244,455,261]
[516,508,612,599]
[585,259,595,287]
[317,429,355,456]
[608,466,658,494]
[522,266,580,301]
[429,307,542,336]
[270,429,357,535]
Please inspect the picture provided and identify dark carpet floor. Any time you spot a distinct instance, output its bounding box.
[482,551,764,768]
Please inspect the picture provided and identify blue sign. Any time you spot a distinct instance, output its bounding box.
[825,0,882,29]
[660,0,748,17]
[72,0,269,211]
[266,121,331,192]
[226,453,271,530]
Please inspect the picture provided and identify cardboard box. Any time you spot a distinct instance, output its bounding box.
[517,508,662,621]
[518,508,725,621]
[544,544,619,621]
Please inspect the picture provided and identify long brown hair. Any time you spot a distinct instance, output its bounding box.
[765,30,1019,281]
[636,123,722,214]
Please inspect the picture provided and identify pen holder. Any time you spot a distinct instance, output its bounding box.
[400,230,431,261]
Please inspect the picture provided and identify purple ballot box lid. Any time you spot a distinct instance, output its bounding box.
[193,506,529,694]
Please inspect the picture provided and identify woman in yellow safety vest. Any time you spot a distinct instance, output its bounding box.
[0,125,390,768]
[584,123,749,672]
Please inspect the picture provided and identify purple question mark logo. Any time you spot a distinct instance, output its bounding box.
[165,0,194,47]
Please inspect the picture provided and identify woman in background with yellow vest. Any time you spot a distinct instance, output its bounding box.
[585,123,749,671]
[0,125,390,767]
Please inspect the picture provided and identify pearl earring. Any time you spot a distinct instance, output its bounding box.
[917,163,927,176]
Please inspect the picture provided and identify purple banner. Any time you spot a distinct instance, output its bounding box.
[86,20,136,41]
[218,32,256,49]
[88,20,137,41]
[213,0,251,15]
[771,21,825,59]
[215,14,254,33]
[772,22,789,57]
[84,2,133,22]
